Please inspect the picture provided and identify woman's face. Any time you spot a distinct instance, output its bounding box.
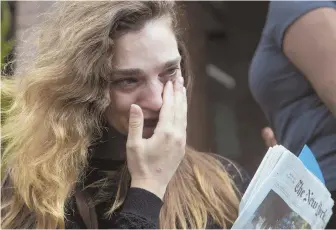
[106,17,182,138]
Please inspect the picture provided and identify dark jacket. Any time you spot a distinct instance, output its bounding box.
[2,125,250,229]
[1,157,249,229]
[65,157,250,229]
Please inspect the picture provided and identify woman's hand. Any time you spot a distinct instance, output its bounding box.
[261,127,277,147]
[126,76,187,199]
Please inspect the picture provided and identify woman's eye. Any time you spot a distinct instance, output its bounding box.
[112,78,138,89]
[164,67,179,77]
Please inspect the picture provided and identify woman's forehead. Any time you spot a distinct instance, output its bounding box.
[113,18,180,72]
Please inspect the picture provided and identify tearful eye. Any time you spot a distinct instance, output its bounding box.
[112,78,138,89]
[166,68,178,76]
[162,67,180,80]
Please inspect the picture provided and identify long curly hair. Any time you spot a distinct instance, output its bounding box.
[1,1,240,229]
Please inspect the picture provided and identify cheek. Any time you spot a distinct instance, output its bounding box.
[107,91,136,129]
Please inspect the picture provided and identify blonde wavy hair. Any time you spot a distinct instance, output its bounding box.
[1,1,240,229]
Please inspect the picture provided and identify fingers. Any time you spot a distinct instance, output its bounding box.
[173,76,187,131]
[261,127,277,147]
[127,104,144,143]
[156,81,174,131]
[155,76,187,142]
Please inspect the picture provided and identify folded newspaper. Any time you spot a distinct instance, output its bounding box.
[232,145,334,229]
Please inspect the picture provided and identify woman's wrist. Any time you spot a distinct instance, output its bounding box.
[130,179,167,200]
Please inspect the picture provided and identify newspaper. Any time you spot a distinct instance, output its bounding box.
[232,145,334,229]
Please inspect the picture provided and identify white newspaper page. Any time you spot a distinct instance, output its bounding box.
[233,150,333,229]
[240,145,287,212]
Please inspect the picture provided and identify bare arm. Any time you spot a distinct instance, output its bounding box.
[283,7,336,116]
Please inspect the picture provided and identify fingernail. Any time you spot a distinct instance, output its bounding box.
[167,81,172,87]
[130,104,139,115]
[183,87,186,95]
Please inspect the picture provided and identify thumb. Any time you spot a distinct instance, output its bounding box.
[128,104,144,142]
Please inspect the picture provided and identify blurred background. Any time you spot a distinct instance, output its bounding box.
[1,1,270,176]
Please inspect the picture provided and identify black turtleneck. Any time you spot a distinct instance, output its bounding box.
[67,126,165,229]
[65,126,250,229]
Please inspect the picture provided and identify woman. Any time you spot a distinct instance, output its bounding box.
[1,1,249,229]
[249,1,336,228]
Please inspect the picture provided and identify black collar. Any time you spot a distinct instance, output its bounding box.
[89,125,127,170]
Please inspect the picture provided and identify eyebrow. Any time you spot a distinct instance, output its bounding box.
[163,56,182,69]
[112,56,182,77]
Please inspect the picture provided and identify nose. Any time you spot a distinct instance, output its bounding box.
[138,79,164,113]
